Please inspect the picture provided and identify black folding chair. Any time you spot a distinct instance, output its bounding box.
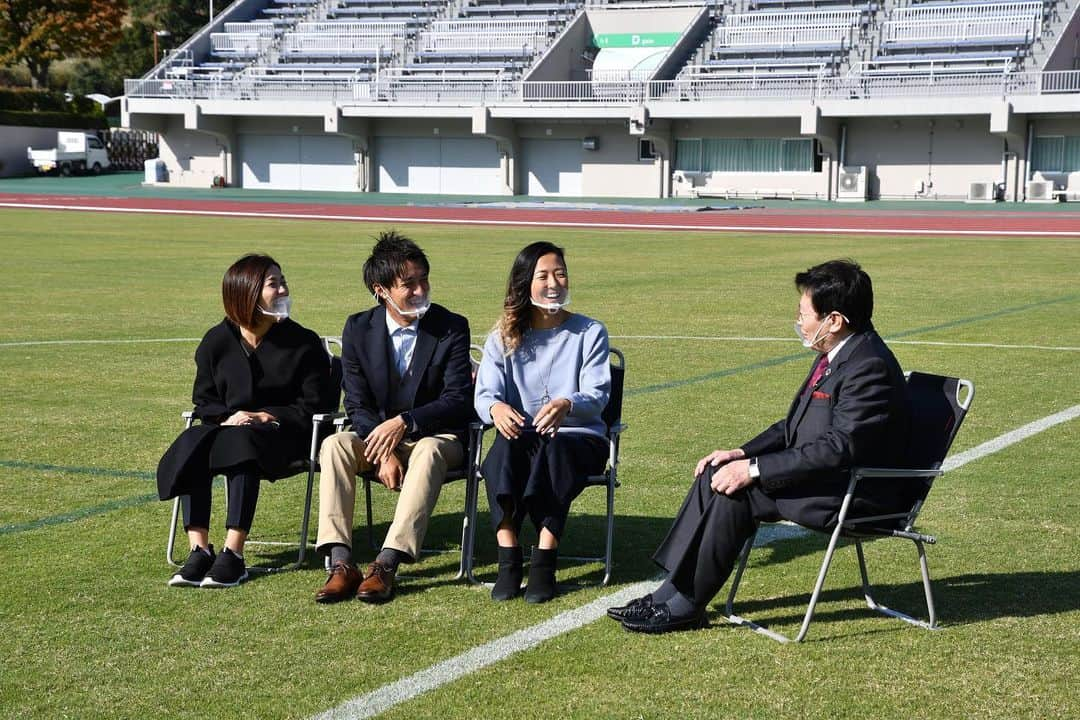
[724,371,974,642]
[166,337,342,572]
[461,347,627,586]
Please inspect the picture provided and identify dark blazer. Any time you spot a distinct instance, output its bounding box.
[341,303,473,446]
[739,330,913,527]
[157,318,335,500]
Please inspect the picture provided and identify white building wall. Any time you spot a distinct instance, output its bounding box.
[516,122,664,198]
[156,119,228,187]
[845,116,1005,200]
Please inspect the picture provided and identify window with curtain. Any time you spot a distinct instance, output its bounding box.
[675,138,702,172]
[1064,137,1080,173]
[1032,136,1064,172]
[674,138,813,172]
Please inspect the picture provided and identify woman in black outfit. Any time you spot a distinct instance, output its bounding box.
[157,254,331,588]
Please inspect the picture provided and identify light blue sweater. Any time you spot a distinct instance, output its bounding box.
[474,313,611,437]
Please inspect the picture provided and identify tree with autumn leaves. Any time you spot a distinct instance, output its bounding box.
[0,0,208,94]
[0,0,124,88]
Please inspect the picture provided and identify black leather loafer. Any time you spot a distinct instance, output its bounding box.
[620,603,707,634]
[606,594,653,622]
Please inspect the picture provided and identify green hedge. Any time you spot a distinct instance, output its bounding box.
[0,110,107,130]
[0,88,102,121]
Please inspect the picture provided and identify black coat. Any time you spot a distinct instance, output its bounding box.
[341,303,473,446]
[739,330,914,527]
[156,318,334,500]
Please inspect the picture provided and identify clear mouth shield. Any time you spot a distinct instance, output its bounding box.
[531,291,570,315]
[260,296,292,321]
[382,293,431,319]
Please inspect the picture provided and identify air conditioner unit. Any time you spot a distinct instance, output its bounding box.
[1026,180,1057,202]
[836,166,867,201]
[966,181,999,203]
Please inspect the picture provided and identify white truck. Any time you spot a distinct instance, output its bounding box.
[27,131,110,175]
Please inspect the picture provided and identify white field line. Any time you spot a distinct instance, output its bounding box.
[605,336,1080,352]
[5,335,1079,352]
[942,403,1080,471]
[2,201,1080,237]
[310,580,657,720]
[0,337,200,348]
[310,404,1080,720]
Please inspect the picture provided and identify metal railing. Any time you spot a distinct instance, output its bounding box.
[125,68,1080,103]
[890,2,1042,23]
[723,9,861,27]
[418,30,547,53]
[715,24,854,48]
[281,32,402,53]
[882,16,1038,44]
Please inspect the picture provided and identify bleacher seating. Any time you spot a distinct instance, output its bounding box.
[281,22,407,62]
[693,7,865,76]
[877,1,1043,64]
[404,14,559,79]
[460,0,581,27]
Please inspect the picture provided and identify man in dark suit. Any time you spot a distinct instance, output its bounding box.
[613,259,913,633]
[314,231,473,603]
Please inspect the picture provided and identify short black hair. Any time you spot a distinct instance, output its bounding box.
[362,230,430,302]
[222,253,280,329]
[795,259,874,332]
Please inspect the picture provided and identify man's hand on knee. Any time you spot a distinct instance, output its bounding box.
[364,416,408,464]
[709,459,753,496]
[694,448,746,478]
[376,454,405,491]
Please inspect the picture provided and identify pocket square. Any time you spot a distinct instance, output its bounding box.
[811,390,831,400]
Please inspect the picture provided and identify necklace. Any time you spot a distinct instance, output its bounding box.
[529,331,558,405]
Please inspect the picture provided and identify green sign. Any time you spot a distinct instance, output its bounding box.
[592,32,681,49]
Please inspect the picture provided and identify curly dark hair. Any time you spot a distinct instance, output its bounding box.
[495,241,566,353]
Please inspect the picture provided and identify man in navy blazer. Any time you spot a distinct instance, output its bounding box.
[614,259,913,633]
[314,231,473,603]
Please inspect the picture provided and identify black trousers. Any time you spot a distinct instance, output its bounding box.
[181,461,261,533]
[481,431,607,540]
[652,465,783,606]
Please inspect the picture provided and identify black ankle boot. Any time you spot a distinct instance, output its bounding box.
[491,546,523,601]
[525,547,558,604]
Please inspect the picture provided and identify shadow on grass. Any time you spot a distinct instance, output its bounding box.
[714,570,1080,634]
[245,509,683,594]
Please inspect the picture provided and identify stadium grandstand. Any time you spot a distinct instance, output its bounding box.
[123,0,1080,200]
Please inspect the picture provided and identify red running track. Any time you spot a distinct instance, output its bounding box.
[2,192,1079,236]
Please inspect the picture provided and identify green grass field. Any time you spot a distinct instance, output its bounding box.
[0,208,1077,719]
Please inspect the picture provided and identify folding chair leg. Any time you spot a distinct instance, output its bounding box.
[292,464,317,570]
[461,470,482,584]
[725,523,845,643]
[723,530,756,618]
[167,496,184,567]
[455,465,477,581]
[855,539,938,630]
[601,472,616,586]
[364,476,376,551]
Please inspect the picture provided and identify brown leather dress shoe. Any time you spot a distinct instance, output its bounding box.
[356,561,396,603]
[315,561,362,604]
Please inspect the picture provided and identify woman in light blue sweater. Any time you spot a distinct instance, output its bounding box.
[474,241,611,602]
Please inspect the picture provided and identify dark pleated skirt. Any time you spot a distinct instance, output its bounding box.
[480,431,607,539]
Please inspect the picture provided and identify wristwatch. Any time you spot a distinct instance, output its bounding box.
[399,411,415,435]
[748,457,760,481]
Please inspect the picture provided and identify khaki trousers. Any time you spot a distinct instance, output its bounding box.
[315,431,464,560]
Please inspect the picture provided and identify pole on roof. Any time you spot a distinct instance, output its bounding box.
[209,2,214,23]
